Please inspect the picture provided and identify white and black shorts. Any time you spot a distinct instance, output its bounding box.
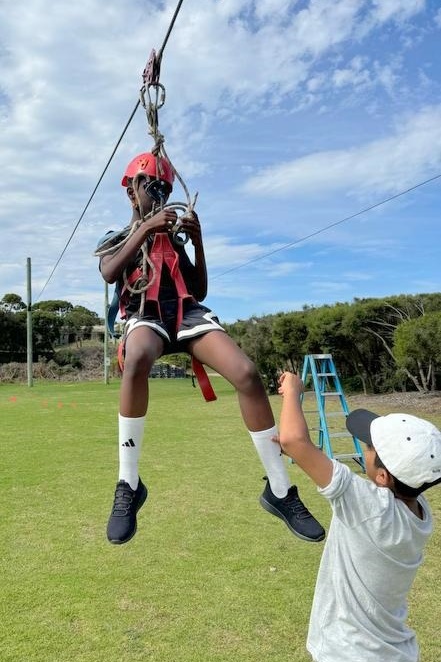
[123,299,225,354]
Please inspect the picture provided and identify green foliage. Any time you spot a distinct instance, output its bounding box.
[0,293,102,363]
[226,316,282,392]
[157,353,191,370]
[225,292,441,394]
[53,348,83,369]
[65,305,100,328]
[33,299,73,315]
[64,305,101,345]
[394,312,441,366]
[393,312,441,391]
[272,312,308,371]
[30,309,64,357]
[3,291,441,393]
[0,310,27,352]
[0,292,26,313]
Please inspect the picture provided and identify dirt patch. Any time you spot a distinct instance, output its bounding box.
[346,391,441,416]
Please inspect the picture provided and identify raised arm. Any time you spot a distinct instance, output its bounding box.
[278,372,334,489]
[100,208,179,283]
[178,210,207,301]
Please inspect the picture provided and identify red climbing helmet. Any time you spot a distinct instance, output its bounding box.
[121,152,174,187]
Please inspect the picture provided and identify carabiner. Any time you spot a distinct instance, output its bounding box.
[171,219,189,246]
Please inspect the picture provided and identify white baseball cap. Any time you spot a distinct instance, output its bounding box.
[346,409,441,489]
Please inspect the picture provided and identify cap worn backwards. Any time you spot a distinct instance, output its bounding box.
[346,409,441,489]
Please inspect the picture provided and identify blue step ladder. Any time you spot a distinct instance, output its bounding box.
[300,354,365,471]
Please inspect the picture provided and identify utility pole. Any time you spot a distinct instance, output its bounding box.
[26,257,33,387]
[104,281,110,384]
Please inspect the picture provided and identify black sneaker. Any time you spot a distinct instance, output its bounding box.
[259,477,325,543]
[107,478,148,545]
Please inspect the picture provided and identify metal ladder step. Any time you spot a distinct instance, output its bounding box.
[301,353,366,473]
[306,410,346,417]
[334,453,364,461]
[313,430,352,438]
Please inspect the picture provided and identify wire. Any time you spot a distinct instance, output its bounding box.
[36,0,186,302]
[157,0,185,61]
[36,104,139,301]
[212,172,441,281]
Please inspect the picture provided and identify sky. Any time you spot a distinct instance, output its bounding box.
[1,0,441,323]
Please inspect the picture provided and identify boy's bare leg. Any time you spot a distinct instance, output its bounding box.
[107,326,164,544]
[190,332,325,542]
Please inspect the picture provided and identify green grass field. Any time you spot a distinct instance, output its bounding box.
[1,378,440,661]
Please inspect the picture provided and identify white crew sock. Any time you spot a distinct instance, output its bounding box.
[249,426,291,498]
[118,414,145,490]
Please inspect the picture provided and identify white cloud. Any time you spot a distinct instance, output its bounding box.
[266,261,313,278]
[254,0,295,22]
[204,235,286,272]
[310,279,352,292]
[341,271,374,281]
[371,0,425,24]
[241,105,441,198]
[332,56,371,89]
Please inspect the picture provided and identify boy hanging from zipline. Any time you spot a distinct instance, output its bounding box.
[95,151,325,545]
[95,36,324,545]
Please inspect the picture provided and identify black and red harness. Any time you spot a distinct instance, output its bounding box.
[117,232,216,402]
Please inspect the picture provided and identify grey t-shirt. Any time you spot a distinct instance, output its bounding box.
[307,460,433,662]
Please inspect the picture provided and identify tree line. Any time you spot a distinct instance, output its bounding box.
[0,293,101,363]
[2,291,441,394]
[224,292,441,394]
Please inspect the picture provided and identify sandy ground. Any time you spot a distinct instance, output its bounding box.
[345,391,441,416]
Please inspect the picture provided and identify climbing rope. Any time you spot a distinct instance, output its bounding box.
[139,47,196,219]
[96,29,198,315]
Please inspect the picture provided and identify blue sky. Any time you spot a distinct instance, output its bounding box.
[1,0,441,323]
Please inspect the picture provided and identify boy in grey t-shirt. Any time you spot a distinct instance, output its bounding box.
[277,372,441,662]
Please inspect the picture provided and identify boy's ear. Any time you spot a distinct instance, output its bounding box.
[126,186,138,208]
[375,467,392,488]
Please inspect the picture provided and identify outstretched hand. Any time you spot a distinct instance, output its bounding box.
[277,371,333,489]
[278,371,304,398]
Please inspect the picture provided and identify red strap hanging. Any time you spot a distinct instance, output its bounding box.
[191,356,217,402]
[146,233,217,402]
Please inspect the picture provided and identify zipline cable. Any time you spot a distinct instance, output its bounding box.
[36,0,186,301]
[157,0,185,61]
[212,171,441,281]
[36,104,139,301]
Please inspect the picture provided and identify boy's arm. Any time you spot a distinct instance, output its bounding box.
[278,372,334,489]
[99,208,178,283]
[179,211,207,300]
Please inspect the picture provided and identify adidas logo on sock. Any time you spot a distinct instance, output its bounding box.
[122,438,136,448]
